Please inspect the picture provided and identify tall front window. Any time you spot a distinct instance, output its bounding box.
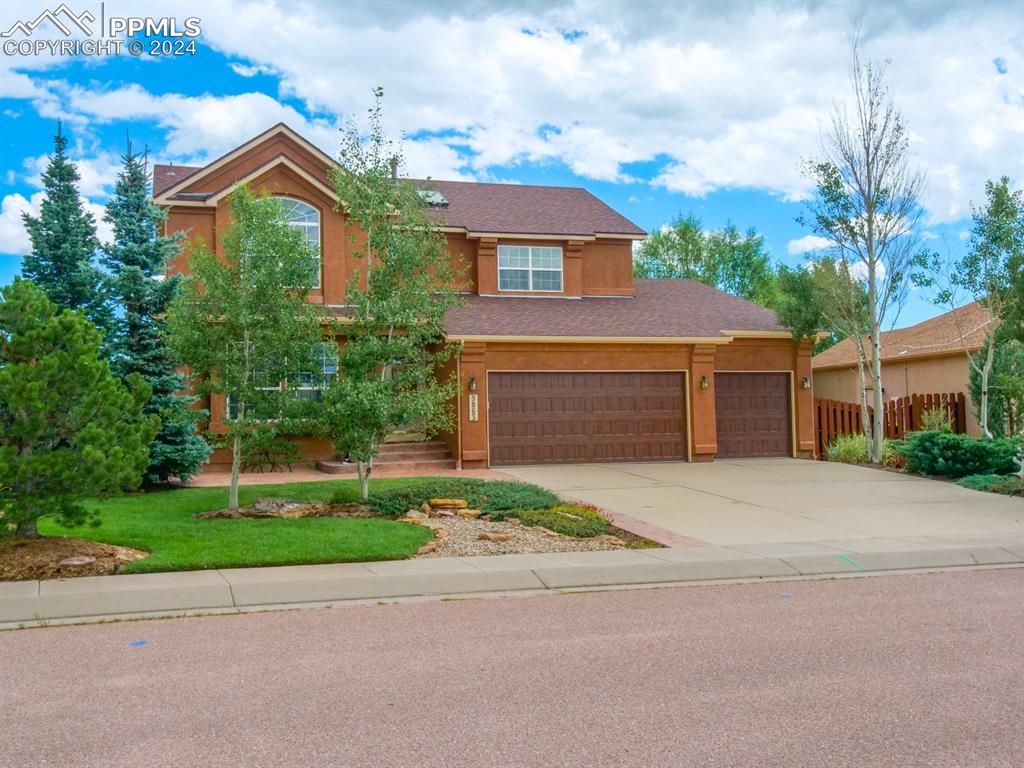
[278,197,321,287]
[498,245,563,292]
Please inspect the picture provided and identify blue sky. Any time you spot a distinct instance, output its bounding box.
[1,0,1021,327]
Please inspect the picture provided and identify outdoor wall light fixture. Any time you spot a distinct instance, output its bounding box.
[700,375,709,390]
[802,376,811,390]
[468,377,478,392]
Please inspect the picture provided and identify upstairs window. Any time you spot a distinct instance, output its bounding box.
[278,197,321,288]
[498,245,563,292]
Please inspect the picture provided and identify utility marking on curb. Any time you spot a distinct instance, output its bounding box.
[836,554,865,571]
[128,640,148,647]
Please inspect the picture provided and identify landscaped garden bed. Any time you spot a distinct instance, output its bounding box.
[2,477,655,581]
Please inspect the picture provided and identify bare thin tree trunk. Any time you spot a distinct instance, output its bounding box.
[16,520,38,538]
[229,431,242,511]
[357,458,372,501]
[978,340,995,439]
[855,339,872,445]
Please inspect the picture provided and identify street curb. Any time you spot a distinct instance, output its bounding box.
[2,545,1022,628]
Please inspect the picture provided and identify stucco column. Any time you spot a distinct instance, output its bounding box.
[564,240,584,297]
[690,344,718,461]
[476,238,498,295]
[796,339,815,457]
[459,342,489,468]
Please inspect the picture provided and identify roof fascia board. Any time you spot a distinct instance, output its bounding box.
[446,334,734,345]
[156,156,339,207]
[155,124,336,201]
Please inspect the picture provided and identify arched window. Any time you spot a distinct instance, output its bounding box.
[278,197,321,287]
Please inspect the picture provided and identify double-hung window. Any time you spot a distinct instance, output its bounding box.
[498,245,563,292]
[278,197,321,288]
[290,343,339,403]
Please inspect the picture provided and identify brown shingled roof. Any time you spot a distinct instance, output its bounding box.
[812,302,991,369]
[153,164,202,196]
[150,123,645,237]
[444,279,789,339]
[410,179,646,237]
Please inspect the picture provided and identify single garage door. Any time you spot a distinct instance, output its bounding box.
[714,372,791,458]
[488,372,687,466]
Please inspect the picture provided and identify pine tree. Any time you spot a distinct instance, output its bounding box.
[102,140,210,482]
[0,280,158,537]
[21,120,110,330]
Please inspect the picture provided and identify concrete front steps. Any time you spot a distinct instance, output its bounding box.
[316,441,456,475]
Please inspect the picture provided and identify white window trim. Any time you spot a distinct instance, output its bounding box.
[497,245,564,293]
[277,196,322,290]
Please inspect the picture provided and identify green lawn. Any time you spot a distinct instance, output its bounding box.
[39,478,433,574]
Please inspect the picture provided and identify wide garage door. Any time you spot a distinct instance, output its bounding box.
[488,372,687,466]
[714,372,791,458]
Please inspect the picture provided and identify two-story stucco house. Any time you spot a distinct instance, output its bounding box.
[153,124,816,470]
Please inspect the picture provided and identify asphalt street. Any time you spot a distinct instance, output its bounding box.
[2,569,1022,767]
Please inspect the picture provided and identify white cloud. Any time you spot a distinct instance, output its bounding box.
[787,235,833,256]
[0,191,112,256]
[2,0,1020,223]
[229,62,275,78]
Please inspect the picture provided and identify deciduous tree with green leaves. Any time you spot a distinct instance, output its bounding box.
[165,186,324,510]
[633,214,779,305]
[799,41,926,463]
[321,89,462,500]
[102,140,210,482]
[21,121,110,332]
[0,280,158,537]
[914,178,1024,437]
[775,257,873,435]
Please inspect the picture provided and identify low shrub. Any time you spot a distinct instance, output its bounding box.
[919,408,953,433]
[826,434,898,466]
[354,478,560,517]
[896,431,1023,479]
[956,474,1024,496]
[489,504,611,538]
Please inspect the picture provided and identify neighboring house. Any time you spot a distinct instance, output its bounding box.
[154,124,815,468]
[812,302,991,436]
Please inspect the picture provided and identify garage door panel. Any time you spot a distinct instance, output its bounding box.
[488,371,687,466]
[714,372,791,458]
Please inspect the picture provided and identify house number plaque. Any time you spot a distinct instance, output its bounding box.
[468,394,479,422]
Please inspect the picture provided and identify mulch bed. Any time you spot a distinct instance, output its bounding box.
[0,537,148,581]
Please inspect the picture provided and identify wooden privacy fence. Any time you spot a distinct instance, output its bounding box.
[815,392,967,458]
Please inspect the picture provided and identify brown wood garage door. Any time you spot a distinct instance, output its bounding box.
[714,372,791,458]
[488,372,687,466]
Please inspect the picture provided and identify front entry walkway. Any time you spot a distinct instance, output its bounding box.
[504,459,1024,556]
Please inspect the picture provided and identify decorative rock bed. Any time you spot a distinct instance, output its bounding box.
[400,498,633,558]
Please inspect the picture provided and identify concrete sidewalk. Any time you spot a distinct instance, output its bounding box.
[4,533,1022,628]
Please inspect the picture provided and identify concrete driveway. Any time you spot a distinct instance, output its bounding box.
[506,459,1024,556]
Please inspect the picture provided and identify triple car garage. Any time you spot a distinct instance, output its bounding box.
[485,370,792,466]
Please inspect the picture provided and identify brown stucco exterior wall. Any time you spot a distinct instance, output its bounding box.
[581,239,635,296]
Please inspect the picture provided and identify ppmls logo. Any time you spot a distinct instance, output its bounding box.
[1,4,95,37]
[2,3,201,58]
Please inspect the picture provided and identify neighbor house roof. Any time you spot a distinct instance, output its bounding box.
[812,301,991,370]
[150,124,646,238]
[443,279,790,340]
